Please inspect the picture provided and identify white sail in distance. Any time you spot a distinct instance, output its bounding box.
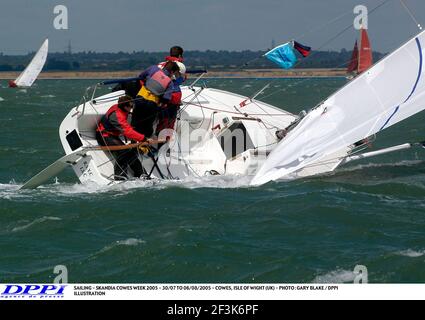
[14,39,49,87]
[251,30,425,186]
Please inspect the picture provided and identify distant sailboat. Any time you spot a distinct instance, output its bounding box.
[9,39,49,88]
[347,28,372,76]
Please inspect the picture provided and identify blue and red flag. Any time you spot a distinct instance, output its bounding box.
[265,41,312,69]
[264,43,298,69]
[293,41,311,57]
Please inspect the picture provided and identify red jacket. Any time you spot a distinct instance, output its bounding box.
[164,56,183,63]
[97,104,145,141]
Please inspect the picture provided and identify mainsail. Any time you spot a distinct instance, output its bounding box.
[251,29,425,186]
[11,39,48,88]
[347,28,372,75]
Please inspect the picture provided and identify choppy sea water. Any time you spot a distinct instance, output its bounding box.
[1,78,425,283]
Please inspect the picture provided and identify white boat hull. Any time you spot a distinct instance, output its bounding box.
[58,86,349,186]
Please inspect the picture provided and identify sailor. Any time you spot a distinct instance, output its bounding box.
[156,61,186,136]
[131,61,183,138]
[161,46,184,64]
[157,46,186,85]
[112,46,185,99]
[96,95,146,180]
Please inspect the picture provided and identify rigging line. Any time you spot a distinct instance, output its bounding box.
[258,58,352,102]
[301,143,372,169]
[183,84,286,123]
[258,41,369,103]
[286,148,357,170]
[183,101,293,117]
[247,100,282,130]
[243,4,363,67]
[161,146,175,179]
[187,91,280,134]
[189,92,208,130]
[294,7,355,41]
[253,141,279,151]
[239,84,273,116]
[399,0,423,30]
[179,86,204,114]
[253,0,393,103]
[239,86,293,116]
[178,87,205,121]
[175,138,202,178]
[296,0,393,65]
[243,55,264,67]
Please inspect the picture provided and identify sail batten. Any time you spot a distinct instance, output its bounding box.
[251,30,425,186]
[14,39,48,88]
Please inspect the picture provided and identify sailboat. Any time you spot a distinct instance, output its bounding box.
[347,28,373,76]
[19,28,425,189]
[9,38,49,88]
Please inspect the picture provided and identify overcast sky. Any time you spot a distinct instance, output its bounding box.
[1,0,425,54]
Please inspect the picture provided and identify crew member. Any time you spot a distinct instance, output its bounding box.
[112,46,184,99]
[157,61,186,135]
[96,95,146,180]
[131,61,182,138]
[161,46,184,64]
[160,46,185,83]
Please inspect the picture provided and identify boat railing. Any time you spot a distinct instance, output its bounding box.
[76,69,209,118]
[75,83,103,118]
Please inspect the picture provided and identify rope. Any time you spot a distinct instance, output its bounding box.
[237,0,394,109]
[399,0,423,30]
[182,101,293,117]
[242,3,371,67]
[293,9,355,41]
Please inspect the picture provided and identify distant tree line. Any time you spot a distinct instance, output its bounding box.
[0,49,385,71]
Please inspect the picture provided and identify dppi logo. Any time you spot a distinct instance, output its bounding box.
[1,285,67,299]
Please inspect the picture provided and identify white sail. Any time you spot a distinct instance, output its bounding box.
[14,39,48,87]
[251,30,425,186]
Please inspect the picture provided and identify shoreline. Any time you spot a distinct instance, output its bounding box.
[0,68,347,80]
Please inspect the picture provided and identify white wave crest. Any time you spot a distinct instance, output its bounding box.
[98,238,146,254]
[2,174,255,200]
[339,160,423,173]
[158,174,254,189]
[312,269,356,283]
[0,97,4,102]
[11,216,62,232]
[397,249,425,258]
[115,238,146,246]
